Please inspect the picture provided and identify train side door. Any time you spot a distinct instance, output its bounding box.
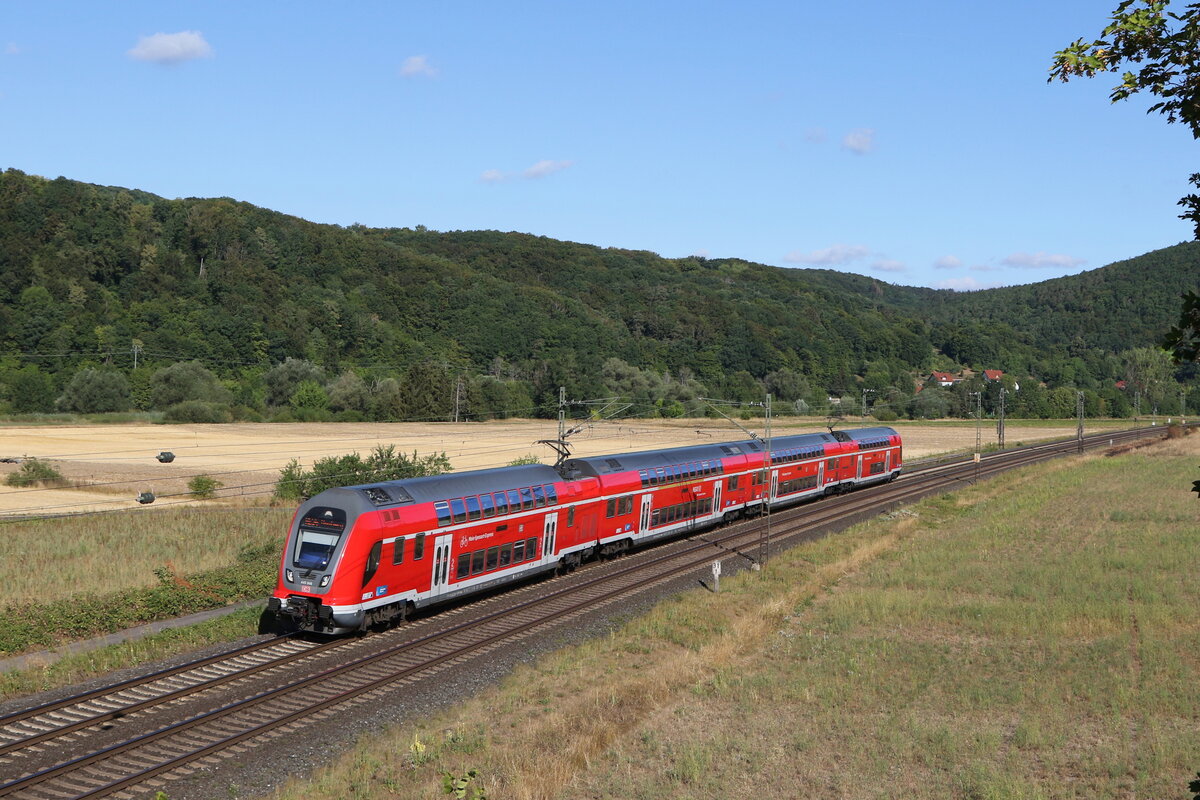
[817,460,825,487]
[712,481,722,516]
[429,533,453,598]
[542,512,558,564]
[770,470,779,504]
[639,494,652,534]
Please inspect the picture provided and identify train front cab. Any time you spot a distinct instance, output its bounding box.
[267,488,375,633]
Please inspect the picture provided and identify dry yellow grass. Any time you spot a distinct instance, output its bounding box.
[0,418,1089,515]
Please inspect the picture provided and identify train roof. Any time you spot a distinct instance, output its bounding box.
[339,463,565,508]
[830,426,899,442]
[561,438,759,479]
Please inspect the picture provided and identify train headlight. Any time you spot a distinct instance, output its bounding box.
[319,575,330,587]
[286,569,295,582]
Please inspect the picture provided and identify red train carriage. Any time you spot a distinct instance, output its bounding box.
[267,427,901,633]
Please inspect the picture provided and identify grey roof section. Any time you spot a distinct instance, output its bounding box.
[562,439,754,479]
[837,426,899,441]
[341,463,565,507]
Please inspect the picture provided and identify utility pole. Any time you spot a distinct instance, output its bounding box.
[132,340,143,371]
[997,387,1007,450]
[1077,391,1085,454]
[759,393,773,572]
[453,377,464,423]
[861,388,875,422]
[970,391,981,484]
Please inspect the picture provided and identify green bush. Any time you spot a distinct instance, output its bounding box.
[188,474,223,499]
[874,407,899,422]
[5,458,67,487]
[274,445,451,501]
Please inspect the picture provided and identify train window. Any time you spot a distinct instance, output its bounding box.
[655,467,665,484]
[471,549,485,575]
[450,498,467,524]
[619,496,633,515]
[727,475,740,490]
[520,488,534,510]
[481,493,495,517]
[362,541,382,587]
[293,530,341,570]
[827,459,837,471]
[606,498,616,518]
[392,537,405,565]
[466,495,482,521]
[414,532,426,560]
[456,553,471,579]
[513,539,526,562]
[567,506,575,527]
[639,470,649,487]
[435,501,452,527]
[485,546,499,571]
[545,485,558,504]
[506,489,521,511]
[526,537,538,559]
[494,492,509,515]
[532,486,546,507]
[651,509,661,526]
[499,543,513,567]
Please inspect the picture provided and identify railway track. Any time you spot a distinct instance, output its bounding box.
[0,423,1174,799]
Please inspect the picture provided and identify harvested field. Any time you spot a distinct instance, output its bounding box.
[0,418,1107,516]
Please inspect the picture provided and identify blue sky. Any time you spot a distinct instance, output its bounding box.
[2,1,1194,290]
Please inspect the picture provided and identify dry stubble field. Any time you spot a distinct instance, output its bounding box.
[0,418,1099,517]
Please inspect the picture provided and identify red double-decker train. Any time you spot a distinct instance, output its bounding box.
[265,426,901,633]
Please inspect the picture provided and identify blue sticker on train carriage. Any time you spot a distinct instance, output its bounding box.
[376,585,388,596]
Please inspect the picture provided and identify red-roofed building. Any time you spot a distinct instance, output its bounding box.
[929,371,958,387]
[982,369,1004,383]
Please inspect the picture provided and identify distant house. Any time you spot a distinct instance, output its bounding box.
[1116,380,1127,390]
[982,369,1004,383]
[929,371,958,388]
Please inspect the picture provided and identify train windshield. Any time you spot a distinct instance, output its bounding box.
[293,507,347,570]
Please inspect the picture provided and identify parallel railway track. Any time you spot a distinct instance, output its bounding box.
[0,423,1175,798]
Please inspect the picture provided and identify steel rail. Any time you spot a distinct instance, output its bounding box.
[0,422,1174,798]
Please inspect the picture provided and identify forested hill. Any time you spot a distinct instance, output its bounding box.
[0,168,1196,420]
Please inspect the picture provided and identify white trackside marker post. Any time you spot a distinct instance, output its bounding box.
[712,560,722,593]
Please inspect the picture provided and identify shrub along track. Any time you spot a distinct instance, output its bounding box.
[0,424,1173,799]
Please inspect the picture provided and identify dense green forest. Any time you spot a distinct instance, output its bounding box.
[0,169,1196,422]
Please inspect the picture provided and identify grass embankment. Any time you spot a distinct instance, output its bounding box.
[0,507,288,690]
[267,436,1200,800]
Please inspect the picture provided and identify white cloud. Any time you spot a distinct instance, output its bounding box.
[523,159,574,179]
[933,255,962,270]
[400,55,437,78]
[841,128,875,155]
[1001,251,1086,269]
[871,259,906,273]
[5,42,22,56]
[481,159,575,183]
[783,244,870,266]
[127,31,213,64]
